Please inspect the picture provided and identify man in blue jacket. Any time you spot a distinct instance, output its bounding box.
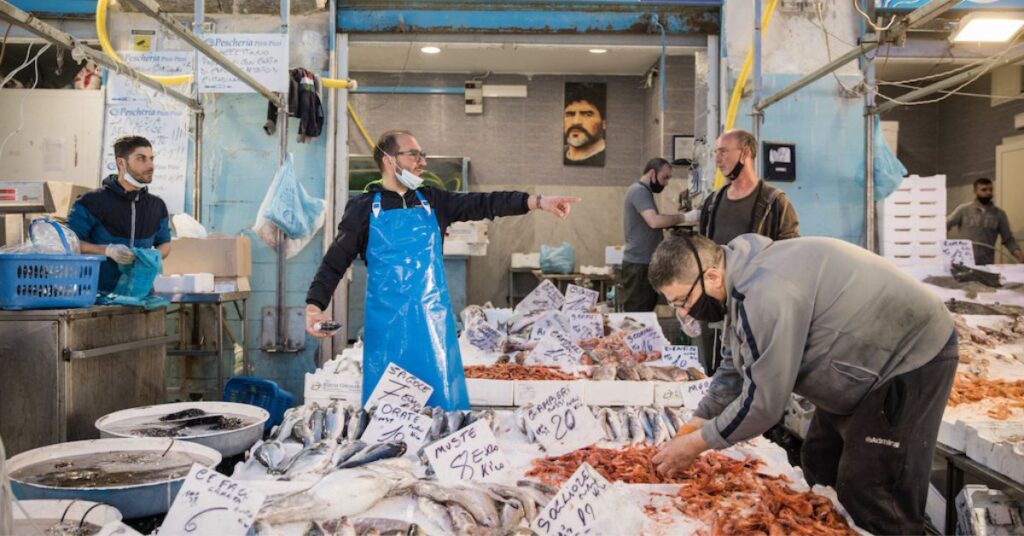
[68,135,172,293]
[649,233,956,534]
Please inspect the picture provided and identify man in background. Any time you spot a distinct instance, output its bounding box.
[947,177,1023,265]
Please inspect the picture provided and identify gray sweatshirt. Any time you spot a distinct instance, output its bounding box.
[696,234,954,450]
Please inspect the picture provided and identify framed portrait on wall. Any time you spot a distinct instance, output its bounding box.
[563,82,606,166]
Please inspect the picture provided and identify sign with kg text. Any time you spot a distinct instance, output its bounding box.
[365,363,433,411]
[425,420,510,484]
[161,464,265,536]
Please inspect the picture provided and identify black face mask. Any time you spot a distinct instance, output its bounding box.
[649,177,666,194]
[977,195,993,205]
[725,150,746,181]
[681,236,727,323]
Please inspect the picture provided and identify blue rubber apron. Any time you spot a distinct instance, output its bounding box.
[362,190,469,410]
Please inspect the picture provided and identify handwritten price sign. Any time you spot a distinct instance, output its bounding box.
[568,313,603,342]
[361,402,432,452]
[680,378,714,409]
[365,363,433,411]
[425,420,510,484]
[525,387,604,456]
[562,284,599,312]
[515,280,564,314]
[662,345,700,370]
[529,330,583,367]
[532,463,610,536]
[161,464,264,536]
[624,326,665,354]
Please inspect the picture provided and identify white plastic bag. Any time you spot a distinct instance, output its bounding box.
[252,153,326,259]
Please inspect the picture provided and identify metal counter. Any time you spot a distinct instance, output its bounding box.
[0,305,175,456]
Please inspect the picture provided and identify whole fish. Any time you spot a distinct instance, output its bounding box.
[484,484,539,522]
[293,420,315,447]
[500,499,526,529]
[417,496,453,533]
[421,406,434,418]
[605,408,626,442]
[625,408,645,445]
[659,408,676,440]
[337,441,407,470]
[637,407,655,441]
[302,520,325,536]
[332,440,367,468]
[596,408,614,441]
[513,407,528,435]
[310,404,326,443]
[617,364,641,381]
[591,363,617,381]
[446,411,466,436]
[347,408,370,441]
[446,504,478,533]
[352,518,424,536]
[253,439,286,473]
[258,461,417,525]
[646,407,671,444]
[650,366,675,382]
[272,408,301,442]
[280,441,334,478]
[665,407,687,435]
[635,364,656,381]
[325,402,342,440]
[320,517,357,536]
[413,481,501,528]
[430,410,447,441]
[517,479,558,496]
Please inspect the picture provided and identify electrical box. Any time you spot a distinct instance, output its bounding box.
[762,141,796,182]
[465,80,483,114]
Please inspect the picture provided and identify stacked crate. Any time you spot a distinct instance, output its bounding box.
[878,174,947,266]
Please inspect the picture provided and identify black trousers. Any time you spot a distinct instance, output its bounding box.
[619,261,658,312]
[801,333,958,535]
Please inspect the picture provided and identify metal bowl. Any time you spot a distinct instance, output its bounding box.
[11,499,122,534]
[95,401,269,457]
[7,438,221,519]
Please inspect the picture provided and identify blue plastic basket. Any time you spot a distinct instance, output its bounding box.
[0,219,104,310]
[223,376,295,432]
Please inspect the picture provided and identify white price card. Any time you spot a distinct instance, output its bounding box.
[941,239,975,268]
[680,378,714,409]
[360,402,432,452]
[525,386,604,456]
[568,312,604,342]
[466,321,504,352]
[662,345,700,370]
[530,311,571,343]
[365,363,434,412]
[624,325,665,354]
[529,330,583,367]
[199,34,289,93]
[515,280,565,314]
[425,420,510,484]
[532,462,611,536]
[562,284,599,312]
[160,464,265,536]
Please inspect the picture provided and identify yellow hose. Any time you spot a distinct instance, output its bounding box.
[347,101,375,149]
[714,0,779,189]
[97,0,192,85]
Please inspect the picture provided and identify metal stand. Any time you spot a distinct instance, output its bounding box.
[163,291,250,401]
[935,443,1024,535]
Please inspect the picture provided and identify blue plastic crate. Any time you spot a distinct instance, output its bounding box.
[0,218,105,310]
[223,376,295,432]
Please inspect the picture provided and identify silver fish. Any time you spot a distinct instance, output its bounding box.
[638,407,655,441]
[646,407,670,445]
[352,518,423,536]
[446,503,478,533]
[446,411,466,435]
[293,420,315,447]
[332,440,367,468]
[325,402,342,440]
[310,404,326,443]
[513,407,528,435]
[339,406,352,440]
[337,441,407,470]
[517,479,558,496]
[430,410,447,441]
[417,496,453,533]
[659,408,677,440]
[421,406,434,418]
[303,520,325,536]
[500,499,526,529]
[596,408,614,441]
[484,483,539,523]
[413,481,501,528]
[347,409,369,441]
[665,407,687,435]
[625,408,645,445]
[281,441,334,477]
[475,409,498,432]
[605,407,626,442]
[253,439,286,472]
[273,408,302,442]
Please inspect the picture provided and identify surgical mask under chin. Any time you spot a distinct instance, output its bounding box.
[396,167,424,190]
[122,171,146,189]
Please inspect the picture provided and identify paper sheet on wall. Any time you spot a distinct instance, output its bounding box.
[102,51,192,215]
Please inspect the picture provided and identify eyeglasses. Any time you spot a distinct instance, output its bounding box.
[670,271,704,311]
[395,150,428,161]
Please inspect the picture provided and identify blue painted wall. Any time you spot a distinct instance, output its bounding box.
[196,94,328,400]
[729,74,867,245]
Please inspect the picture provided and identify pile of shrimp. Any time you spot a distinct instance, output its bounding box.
[463,364,578,381]
[577,332,661,364]
[527,447,855,536]
[948,372,1024,409]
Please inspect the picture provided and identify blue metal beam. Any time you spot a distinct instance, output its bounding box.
[339,9,719,34]
[8,0,95,16]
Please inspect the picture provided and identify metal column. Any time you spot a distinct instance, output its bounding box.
[751,0,764,172]
[192,0,204,223]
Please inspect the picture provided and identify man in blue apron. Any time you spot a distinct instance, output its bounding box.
[305,130,580,409]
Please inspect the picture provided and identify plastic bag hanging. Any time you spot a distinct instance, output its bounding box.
[855,116,908,201]
[252,153,326,259]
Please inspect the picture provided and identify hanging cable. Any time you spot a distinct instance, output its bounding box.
[0,43,52,160]
[853,0,897,32]
[817,2,863,96]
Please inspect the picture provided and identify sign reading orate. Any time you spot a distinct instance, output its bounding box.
[562,284,599,312]
[530,330,584,367]
[662,345,700,370]
[568,312,604,342]
[532,462,611,536]
[425,420,510,484]
[624,325,665,354]
[680,378,714,409]
[365,363,433,411]
[360,402,432,452]
[525,386,604,456]
[514,279,564,314]
[161,464,265,536]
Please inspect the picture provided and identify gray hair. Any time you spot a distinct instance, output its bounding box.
[722,128,757,160]
[648,234,725,290]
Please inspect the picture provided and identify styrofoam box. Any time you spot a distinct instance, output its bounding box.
[466,379,514,406]
[654,382,685,407]
[443,240,488,256]
[446,221,488,243]
[605,245,624,265]
[584,381,654,407]
[153,273,215,294]
[963,423,1024,485]
[513,380,585,407]
[511,252,540,269]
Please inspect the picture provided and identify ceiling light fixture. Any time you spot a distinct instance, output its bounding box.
[421,46,441,54]
[951,12,1024,43]
[589,48,608,54]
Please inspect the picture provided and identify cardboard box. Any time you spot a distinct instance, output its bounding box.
[513,380,585,407]
[44,181,92,219]
[162,234,252,277]
[466,379,514,406]
[584,381,654,407]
